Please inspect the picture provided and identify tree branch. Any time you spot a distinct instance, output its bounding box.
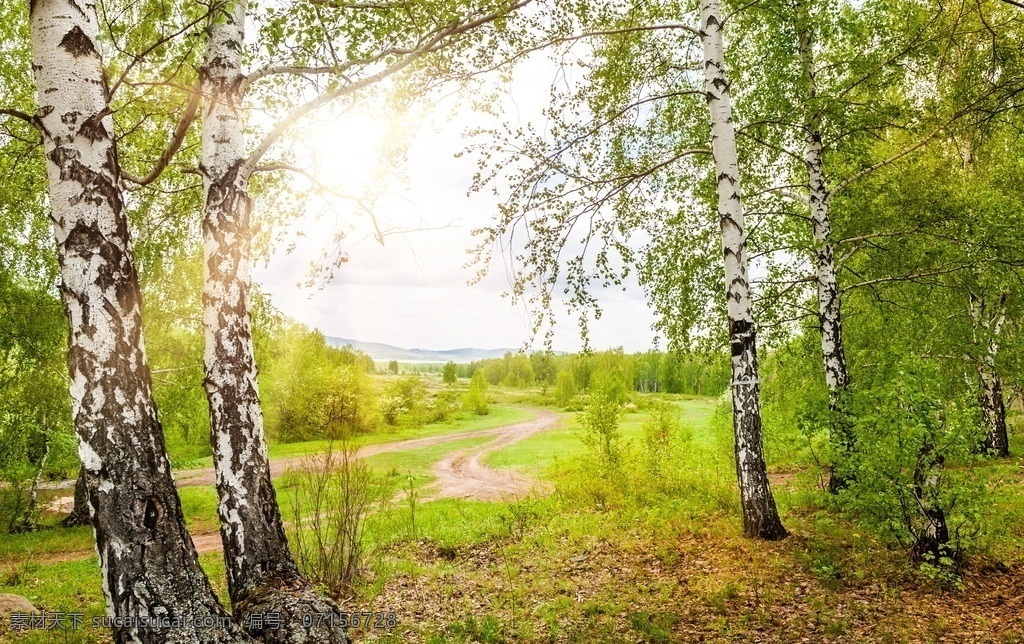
[0,109,43,133]
[242,0,534,176]
[107,10,211,98]
[123,80,202,188]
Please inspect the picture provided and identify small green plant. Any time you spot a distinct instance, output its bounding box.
[431,614,506,643]
[498,495,542,541]
[838,361,990,578]
[628,611,678,643]
[577,392,623,473]
[405,471,419,541]
[463,370,490,415]
[641,401,690,477]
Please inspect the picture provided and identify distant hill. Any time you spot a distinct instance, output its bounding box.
[324,337,516,364]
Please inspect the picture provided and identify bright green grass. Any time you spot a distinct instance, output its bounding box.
[484,397,720,473]
[178,486,222,535]
[362,436,492,480]
[181,405,531,469]
[0,524,94,564]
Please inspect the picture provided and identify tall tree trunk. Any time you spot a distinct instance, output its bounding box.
[978,365,1009,456]
[971,293,1010,457]
[200,3,347,640]
[29,1,247,641]
[794,1,854,493]
[699,0,787,541]
[912,442,951,562]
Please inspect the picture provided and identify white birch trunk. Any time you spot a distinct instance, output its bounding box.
[699,0,787,540]
[794,1,853,492]
[30,1,247,641]
[970,293,1010,457]
[200,3,348,640]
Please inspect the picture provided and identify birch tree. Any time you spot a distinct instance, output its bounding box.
[970,293,1010,456]
[22,0,248,640]
[469,0,787,539]
[790,0,852,491]
[193,0,533,636]
[698,0,786,540]
[197,3,348,638]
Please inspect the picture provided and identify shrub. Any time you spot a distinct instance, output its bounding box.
[577,392,623,473]
[838,364,990,574]
[642,402,691,477]
[553,370,577,408]
[427,388,462,423]
[286,440,394,595]
[463,371,490,415]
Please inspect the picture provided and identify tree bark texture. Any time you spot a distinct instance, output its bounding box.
[970,293,1010,457]
[699,0,787,541]
[200,3,348,640]
[794,1,854,492]
[63,466,92,527]
[912,443,951,562]
[29,1,248,641]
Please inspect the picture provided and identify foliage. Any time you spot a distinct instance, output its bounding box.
[553,370,578,408]
[263,323,376,441]
[641,401,690,477]
[837,362,991,571]
[577,392,623,474]
[442,361,458,384]
[378,376,428,427]
[464,370,491,416]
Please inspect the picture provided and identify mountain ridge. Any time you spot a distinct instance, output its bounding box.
[324,336,517,363]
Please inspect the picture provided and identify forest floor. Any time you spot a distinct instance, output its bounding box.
[2,395,1024,643]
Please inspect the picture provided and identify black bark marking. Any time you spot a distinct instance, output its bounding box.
[65,221,104,260]
[78,115,109,142]
[59,26,98,58]
[729,318,752,357]
[143,497,162,531]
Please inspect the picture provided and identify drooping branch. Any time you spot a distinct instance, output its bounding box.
[122,80,202,188]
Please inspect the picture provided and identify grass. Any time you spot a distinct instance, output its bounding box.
[483,395,719,474]
[4,395,1024,642]
[200,405,530,466]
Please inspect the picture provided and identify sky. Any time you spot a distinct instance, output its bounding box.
[251,55,663,354]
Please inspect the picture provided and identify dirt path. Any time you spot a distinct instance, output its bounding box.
[427,409,558,501]
[171,409,557,488]
[44,407,560,555]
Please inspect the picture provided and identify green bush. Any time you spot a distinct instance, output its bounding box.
[577,392,623,473]
[463,371,490,415]
[837,362,990,574]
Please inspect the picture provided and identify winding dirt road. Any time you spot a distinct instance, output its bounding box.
[169,407,559,493]
[428,409,558,501]
[45,407,560,554]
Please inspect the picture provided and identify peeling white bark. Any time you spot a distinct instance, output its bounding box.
[699,0,786,540]
[30,1,248,641]
[200,3,349,640]
[794,1,854,492]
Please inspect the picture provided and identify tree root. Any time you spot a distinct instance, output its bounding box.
[234,575,348,644]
